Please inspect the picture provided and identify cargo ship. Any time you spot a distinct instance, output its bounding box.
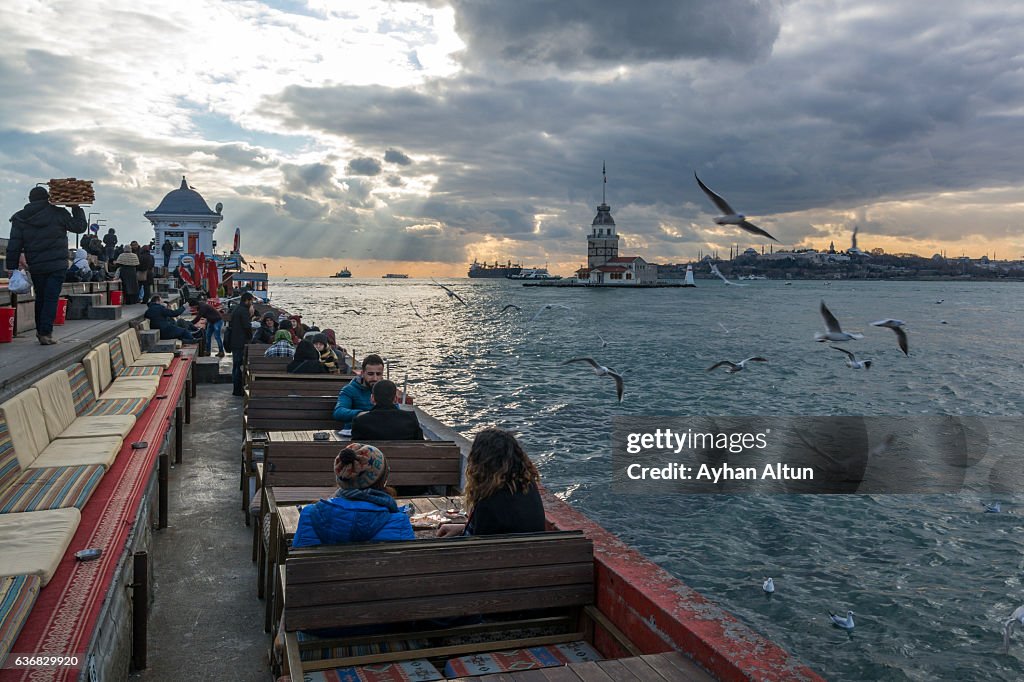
[382,273,409,278]
[330,266,352,278]
[468,258,523,278]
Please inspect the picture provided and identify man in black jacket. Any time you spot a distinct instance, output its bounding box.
[6,186,87,345]
[161,239,174,271]
[351,380,423,441]
[102,228,118,263]
[229,292,255,396]
[138,245,155,302]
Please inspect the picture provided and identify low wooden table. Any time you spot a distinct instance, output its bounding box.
[266,429,349,443]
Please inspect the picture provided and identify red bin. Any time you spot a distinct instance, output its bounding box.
[0,307,14,343]
[55,298,68,325]
[110,290,123,305]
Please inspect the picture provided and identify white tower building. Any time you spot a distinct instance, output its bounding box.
[587,164,620,269]
[144,176,223,266]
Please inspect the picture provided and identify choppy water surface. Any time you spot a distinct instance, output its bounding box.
[273,278,1024,681]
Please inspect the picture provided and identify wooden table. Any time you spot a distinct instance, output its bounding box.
[261,487,464,632]
[266,429,349,442]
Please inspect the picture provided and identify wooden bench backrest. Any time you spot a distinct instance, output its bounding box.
[248,373,353,398]
[265,440,462,488]
[245,396,339,431]
[285,532,594,632]
[244,343,271,363]
[247,356,292,374]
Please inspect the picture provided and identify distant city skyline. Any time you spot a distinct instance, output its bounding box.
[3,1,1024,277]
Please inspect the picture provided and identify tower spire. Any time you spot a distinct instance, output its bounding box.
[602,161,607,204]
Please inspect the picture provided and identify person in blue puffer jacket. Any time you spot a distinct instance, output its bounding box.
[292,443,414,547]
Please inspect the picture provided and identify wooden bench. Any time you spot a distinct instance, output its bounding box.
[281,531,595,677]
[247,373,354,399]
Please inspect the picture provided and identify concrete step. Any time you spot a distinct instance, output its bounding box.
[87,305,123,320]
[67,293,104,320]
[138,329,161,351]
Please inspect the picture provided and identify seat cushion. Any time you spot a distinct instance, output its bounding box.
[118,365,163,377]
[0,508,81,585]
[0,574,42,665]
[65,363,98,416]
[80,397,148,419]
[30,437,122,470]
[0,466,104,513]
[443,642,603,678]
[33,370,81,440]
[109,337,130,376]
[81,347,109,398]
[54,415,136,440]
[0,418,22,492]
[0,388,50,468]
[99,383,157,401]
[130,355,174,368]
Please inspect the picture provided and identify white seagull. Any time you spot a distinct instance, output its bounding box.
[1004,605,1024,652]
[409,301,425,320]
[829,610,855,630]
[709,263,749,287]
[707,357,768,374]
[431,279,467,306]
[694,172,779,242]
[763,577,775,594]
[984,502,1001,513]
[870,318,909,356]
[597,333,609,348]
[815,301,864,342]
[530,303,572,323]
[562,357,624,402]
[833,346,871,369]
[718,322,732,334]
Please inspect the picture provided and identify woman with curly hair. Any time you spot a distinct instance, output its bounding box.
[437,427,546,537]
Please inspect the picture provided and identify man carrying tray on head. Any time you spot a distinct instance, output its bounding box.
[6,186,87,345]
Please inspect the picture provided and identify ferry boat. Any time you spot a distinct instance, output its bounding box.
[468,259,523,278]
[739,273,768,281]
[508,267,562,280]
[382,273,409,279]
[330,266,352,278]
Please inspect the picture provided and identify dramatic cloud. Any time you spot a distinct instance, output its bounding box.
[384,148,413,165]
[346,157,384,176]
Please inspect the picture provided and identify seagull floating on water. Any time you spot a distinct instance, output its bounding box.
[870,319,909,356]
[1004,605,1024,652]
[763,577,775,594]
[984,502,1002,513]
[829,610,855,630]
[431,279,467,306]
[833,346,871,369]
[530,303,572,323]
[562,357,624,402]
[707,357,768,374]
[815,301,864,342]
[694,172,779,241]
[709,263,749,287]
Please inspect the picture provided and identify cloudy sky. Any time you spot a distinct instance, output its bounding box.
[3,0,1024,276]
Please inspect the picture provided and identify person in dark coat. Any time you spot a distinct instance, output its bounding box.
[161,238,174,270]
[114,250,140,304]
[351,380,423,441]
[251,312,277,344]
[228,292,255,396]
[287,339,328,374]
[137,245,155,302]
[102,228,118,263]
[144,294,200,343]
[192,294,225,356]
[5,186,87,344]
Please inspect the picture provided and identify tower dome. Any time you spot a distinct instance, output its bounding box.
[592,202,616,226]
[148,176,219,216]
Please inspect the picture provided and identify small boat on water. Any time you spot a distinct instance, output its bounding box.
[330,267,352,278]
[739,273,767,281]
[508,267,562,280]
[382,273,409,278]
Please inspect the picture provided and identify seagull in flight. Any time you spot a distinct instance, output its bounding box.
[562,357,624,402]
[340,309,363,315]
[597,333,609,348]
[706,357,768,373]
[709,263,749,287]
[815,301,864,342]
[829,610,855,630]
[870,318,909,356]
[984,502,1002,513]
[694,172,779,242]
[498,304,521,315]
[530,303,572,323]
[1004,605,1024,652]
[833,346,871,369]
[409,301,425,320]
[763,577,775,594]
[431,279,467,306]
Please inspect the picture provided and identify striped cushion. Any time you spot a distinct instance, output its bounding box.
[118,365,163,377]
[110,338,127,376]
[0,574,41,668]
[79,397,148,418]
[0,419,21,492]
[65,363,97,416]
[0,465,105,513]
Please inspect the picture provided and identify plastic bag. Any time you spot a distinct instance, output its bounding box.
[8,269,31,294]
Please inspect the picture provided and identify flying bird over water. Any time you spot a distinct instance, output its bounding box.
[562,357,624,402]
[1004,605,1024,652]
[815,301,864,342]
[530,303,572,323]
[498,304,521,315]
[340,309,363,315]
[833,346,871,369]
[694,172,779,242]
[984,502,1002,513]
[829,610,855,630]
[409,301,425,320]
[706,357,768,373]
[870,319,909,355]
[709,263,749,286]
[431,279,467,305]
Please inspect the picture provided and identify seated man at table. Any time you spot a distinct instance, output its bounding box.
[145,294,202,343]
[292,443,414,547]
[332,353,385,427]
[351,380,423,441]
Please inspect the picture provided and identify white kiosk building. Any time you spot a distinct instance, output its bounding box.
[144,176,223,267]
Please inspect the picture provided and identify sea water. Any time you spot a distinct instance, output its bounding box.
[272,278,1024,681]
